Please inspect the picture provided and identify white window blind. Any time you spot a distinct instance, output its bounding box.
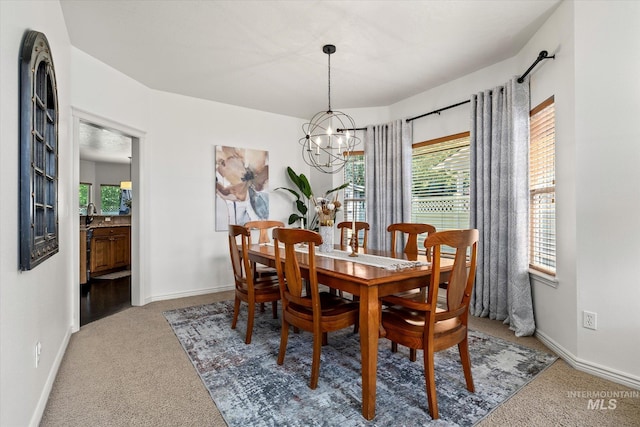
[343,152,366,245]
[529,96,556,274]
[411,133,470,248]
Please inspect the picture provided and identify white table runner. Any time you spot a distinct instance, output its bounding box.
[266,243,429,271]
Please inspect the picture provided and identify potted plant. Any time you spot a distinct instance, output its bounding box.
[276,167,348,230]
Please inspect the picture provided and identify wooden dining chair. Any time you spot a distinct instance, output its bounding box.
[244,220,285,278]
[272,227,359,389]
[228,224,281,344]
[382,222,438,354]
[387,222,437,259]
[337,221,369,251]
[380,229,479,419]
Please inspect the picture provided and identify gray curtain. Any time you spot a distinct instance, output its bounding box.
[470,77,535,337]
[364,119,412,251]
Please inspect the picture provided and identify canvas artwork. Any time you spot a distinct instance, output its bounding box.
[215,145,269,231]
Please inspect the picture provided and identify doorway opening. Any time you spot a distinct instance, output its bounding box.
[73,110,144,329]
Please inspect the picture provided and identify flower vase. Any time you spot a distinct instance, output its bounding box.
[318,225,334,253]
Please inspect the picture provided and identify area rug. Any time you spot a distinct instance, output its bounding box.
[164,301,556,426]
[92,270,131,280]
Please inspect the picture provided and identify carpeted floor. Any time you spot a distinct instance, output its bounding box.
[164,300,557,426]
[40,292,640,427]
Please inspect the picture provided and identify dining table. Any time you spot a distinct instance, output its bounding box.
[248,243,455,420]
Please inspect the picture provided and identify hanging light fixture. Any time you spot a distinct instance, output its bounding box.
[299,44,360,174]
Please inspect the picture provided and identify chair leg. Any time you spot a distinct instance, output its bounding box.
[322,332,328,346]
[245,302,255,344]
[310,331,323,389]
[391,342,398,353]
[259,302,265,312]
[277,321,289,366]
[423,346,438,419]
[458,338,475,392]
[271,300,278,319]
[231,297,240,330]
[410,348,417,362]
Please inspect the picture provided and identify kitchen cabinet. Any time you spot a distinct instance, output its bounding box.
[90,226,131,275]
[80,229,88,284]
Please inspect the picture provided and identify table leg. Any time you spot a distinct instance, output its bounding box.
[359,285,379,420]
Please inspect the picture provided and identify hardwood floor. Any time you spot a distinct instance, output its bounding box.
[80,275,131,326]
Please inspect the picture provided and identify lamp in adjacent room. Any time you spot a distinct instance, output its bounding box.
[299,44,360,174]
[120,156,132,189]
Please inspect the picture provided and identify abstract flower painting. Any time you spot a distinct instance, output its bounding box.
[215,145,269,231]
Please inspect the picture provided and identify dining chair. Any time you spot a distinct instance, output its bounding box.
[379,229,479,419]
[228,224,281,344]
[272,227,359,389]
[244,220,285,279]
[387,222,437,259]
[337,221,369,251]
[382,223,438,354]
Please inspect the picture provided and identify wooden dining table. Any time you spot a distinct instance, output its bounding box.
[248,243,454,420]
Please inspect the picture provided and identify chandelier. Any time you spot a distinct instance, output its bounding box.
[299,44,360,174]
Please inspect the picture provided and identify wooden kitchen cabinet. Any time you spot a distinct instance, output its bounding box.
[90,226,131,275]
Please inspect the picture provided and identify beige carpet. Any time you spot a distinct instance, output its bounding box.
[41,292,640,426]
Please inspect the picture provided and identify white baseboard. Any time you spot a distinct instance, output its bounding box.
[30,325,73,427]
[535,329,640,390]
[144,284,234,305]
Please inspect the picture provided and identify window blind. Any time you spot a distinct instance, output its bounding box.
[411,133,471,247]
[529,96,556,274]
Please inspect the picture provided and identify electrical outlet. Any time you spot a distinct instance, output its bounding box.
[35,341,42,367]
[583,311,597,330]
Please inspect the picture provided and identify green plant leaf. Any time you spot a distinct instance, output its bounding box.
[326,182,350,196]
[287,213,301,225]
[295,199,307,215]
[298,173,313,198]
[275,186,301,201]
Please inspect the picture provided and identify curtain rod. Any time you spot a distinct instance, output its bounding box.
[337,50,555,130]
[517,50,555,83]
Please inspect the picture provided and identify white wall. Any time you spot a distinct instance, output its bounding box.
[0,1,73,426]
[573,1,640,381]
[146,91,307,301]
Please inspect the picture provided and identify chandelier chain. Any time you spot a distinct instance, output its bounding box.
[327,51,331,111]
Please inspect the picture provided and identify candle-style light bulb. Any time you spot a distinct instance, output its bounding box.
[315,137,321,155]
[327,126,332,136]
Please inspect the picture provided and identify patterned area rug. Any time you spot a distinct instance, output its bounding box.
[164,301,556,426]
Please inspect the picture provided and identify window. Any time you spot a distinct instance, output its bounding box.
[529,96,556,274]
[19,31,59,270]
[100,185,121,215]
[343,152,366,243]
[79,183,92,215]
[411,132,471,248]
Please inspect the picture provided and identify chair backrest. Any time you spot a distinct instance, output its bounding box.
[337,221,370,250]
[272,227,323,313]
[244,220,285,244]
[228,224,253,291]
[387,223,436,257]
[424,229,478,323]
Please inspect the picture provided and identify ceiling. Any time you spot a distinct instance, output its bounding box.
[64,0,560,162]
